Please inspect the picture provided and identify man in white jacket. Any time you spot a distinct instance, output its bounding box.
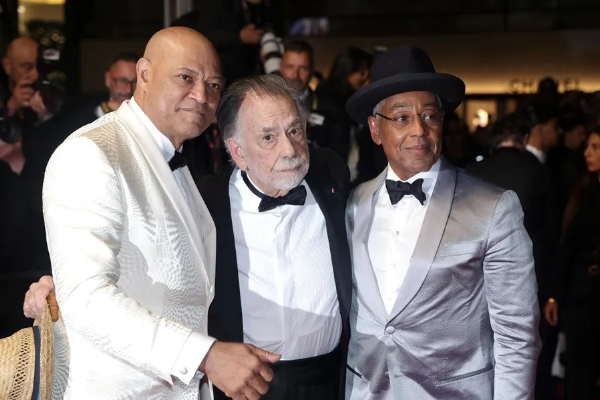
[30,26,279,400]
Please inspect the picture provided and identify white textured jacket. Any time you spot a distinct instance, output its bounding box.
[44,100,216,399]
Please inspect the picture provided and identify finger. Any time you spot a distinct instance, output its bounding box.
[242,386,261,400]
[257,362,274,383]
[253,347,280,364]
[248,373,269,395]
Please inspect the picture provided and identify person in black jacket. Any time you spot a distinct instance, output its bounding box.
[176,0,283,84]
[544,127,600,400]
[466,113,562,400]
[204,74,351,400]
[312,47,372,163]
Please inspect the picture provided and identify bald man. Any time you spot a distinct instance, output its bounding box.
[1,37,49,118]
[39,27,278,400]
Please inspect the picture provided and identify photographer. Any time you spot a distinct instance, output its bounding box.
[1,36,70,274]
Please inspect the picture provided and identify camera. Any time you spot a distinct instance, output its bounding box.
[34,45,67,115]
[260,31,284,75]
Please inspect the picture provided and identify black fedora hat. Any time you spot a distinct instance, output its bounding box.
[345,46,465,125]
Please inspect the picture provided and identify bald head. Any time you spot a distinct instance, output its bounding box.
[134,27,223,149]
[2,37,38,89]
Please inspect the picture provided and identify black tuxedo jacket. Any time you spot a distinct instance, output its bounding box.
[199,148,352,400]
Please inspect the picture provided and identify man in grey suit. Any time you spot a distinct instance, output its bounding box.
[343,46,541,399]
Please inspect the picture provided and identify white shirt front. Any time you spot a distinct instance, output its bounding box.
[229,169,342,360]
[367,159,440,314]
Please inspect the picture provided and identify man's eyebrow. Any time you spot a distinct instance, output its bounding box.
[260,118,302,133]
[176,67,199,76]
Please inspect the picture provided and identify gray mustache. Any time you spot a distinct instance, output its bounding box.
[276,156,304,171]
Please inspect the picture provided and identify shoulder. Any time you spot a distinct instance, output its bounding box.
[309,147,349,183]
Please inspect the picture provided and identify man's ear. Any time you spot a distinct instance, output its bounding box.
[104,70,112,90]
[2,56,11,76]
[368,115,382,145]
[136,58,150,90]
[226,137,247,171]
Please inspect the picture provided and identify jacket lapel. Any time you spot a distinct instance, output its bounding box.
[201,167,245,344]
[114,101,208,275]
[305,157,352,325]
[389,158,456,318]
[352,168,388,320]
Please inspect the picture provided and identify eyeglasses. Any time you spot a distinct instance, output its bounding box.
[375,109,444,130]
[112,78,137,88]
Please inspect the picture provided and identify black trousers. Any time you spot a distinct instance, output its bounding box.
[564,301,600,400]
[212,346,341,400]
[262,346,341,400]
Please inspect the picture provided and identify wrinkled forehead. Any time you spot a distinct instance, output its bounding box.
[382,91,441,109]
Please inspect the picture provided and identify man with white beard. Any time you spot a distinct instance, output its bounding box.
[23,74,352,400]
[201,74,352,400]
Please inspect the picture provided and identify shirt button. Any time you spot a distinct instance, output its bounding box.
[385,326,395,334]
[180,367,188,375]
[394,231,400,237]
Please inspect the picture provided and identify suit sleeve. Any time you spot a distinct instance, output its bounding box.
[43,137,215,385]
[483,190,541,399]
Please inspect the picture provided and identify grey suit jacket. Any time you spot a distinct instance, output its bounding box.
[345,158,541,400]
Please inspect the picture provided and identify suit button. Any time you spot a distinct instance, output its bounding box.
[385,326,395,334]
[180,367,188,375]
[384,371,390,379]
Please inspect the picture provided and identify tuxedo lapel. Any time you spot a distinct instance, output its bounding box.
[389,158,456,319]
[115,102,208,277]
[200,167,245,344]
[305,155,352,324]
[352,168,388,321]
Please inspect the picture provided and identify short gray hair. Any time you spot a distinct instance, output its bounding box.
[217,74,309,147]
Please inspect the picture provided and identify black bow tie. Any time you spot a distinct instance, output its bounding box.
[168,151,188,171]
[242,171,307,212]
[385,178,426,205]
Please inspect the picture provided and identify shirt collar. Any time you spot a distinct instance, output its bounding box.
[232,168,308,213]
[128,97,177,163]
[384,157,441,199]
[525,144,546,164]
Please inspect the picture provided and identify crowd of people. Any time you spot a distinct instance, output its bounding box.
[1,1,599,399]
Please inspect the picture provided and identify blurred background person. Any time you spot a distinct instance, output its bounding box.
[466,112,562,400]
[312,46,372,167]
[176,0,283,84]
[545,127,600,400]
[547,109,589,212]
[525,101,561,165]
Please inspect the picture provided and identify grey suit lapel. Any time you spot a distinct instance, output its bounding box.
[352,168,388,320]
[389,158,457,318]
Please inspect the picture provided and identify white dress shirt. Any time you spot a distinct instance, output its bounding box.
[526,144,546,164]
[129,98,213,383]
[367,159,440,314]
[229,169,342,360]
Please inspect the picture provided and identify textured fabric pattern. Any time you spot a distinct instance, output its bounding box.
[345,158,541,400]
[43,103,216,400]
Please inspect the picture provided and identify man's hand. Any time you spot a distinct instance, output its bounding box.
[23,275,55,320]
[240,24,264,45]
[6,79,35,115]
[544,300,558,327]
[202,342,280,400]
[29,91,52,120]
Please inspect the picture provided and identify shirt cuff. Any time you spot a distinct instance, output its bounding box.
[171,331,216,384]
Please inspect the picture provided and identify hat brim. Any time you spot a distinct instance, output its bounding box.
[345,72,466,125]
